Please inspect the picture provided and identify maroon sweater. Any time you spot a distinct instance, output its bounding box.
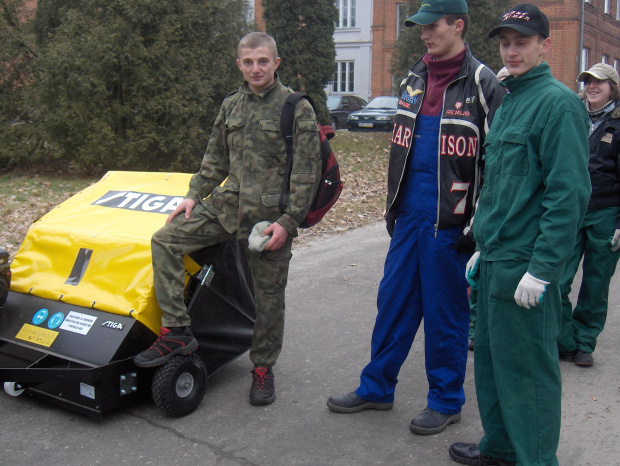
[420,46,467,116]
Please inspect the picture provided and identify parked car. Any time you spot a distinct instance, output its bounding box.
[327,95,367,130]
[347,96,399,132]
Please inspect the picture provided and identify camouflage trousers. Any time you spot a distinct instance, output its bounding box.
[151,201,292,368]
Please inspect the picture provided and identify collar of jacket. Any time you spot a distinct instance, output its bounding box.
[610,101,620,120]
[239,72,281,97]
[411,44,476,82]
[500,62,552,94]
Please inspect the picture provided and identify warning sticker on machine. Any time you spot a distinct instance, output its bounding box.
[80,383,96,400]
[59,311,97,335]
[16,324,59,347]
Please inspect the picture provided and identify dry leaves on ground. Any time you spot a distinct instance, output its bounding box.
[295,131,391,247]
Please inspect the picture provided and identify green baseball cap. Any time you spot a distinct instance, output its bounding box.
[405,0,469,27]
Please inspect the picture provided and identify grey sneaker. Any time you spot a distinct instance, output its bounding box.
[327,391,393,413]
[559,350,576,362]
[410,407,461,435]
[574,350,593,367]
[250,367,275,406]
[134,327,198,367]
[449,442,516,465]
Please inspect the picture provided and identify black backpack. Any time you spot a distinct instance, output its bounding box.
[279,93,343,228]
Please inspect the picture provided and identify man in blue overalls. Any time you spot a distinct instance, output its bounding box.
[327,0,504,435]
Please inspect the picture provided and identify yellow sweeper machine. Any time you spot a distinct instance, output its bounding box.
[0,172,255,419]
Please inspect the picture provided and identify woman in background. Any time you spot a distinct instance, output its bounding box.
[558,63,620,367]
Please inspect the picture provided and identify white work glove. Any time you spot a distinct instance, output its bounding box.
[611,229,620,252]
[514,272,550,309]
[248,221,272,252]
[465,251,481,289]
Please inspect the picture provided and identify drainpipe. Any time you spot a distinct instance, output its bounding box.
[579,0,585,73]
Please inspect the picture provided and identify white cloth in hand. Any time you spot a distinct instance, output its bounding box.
[248,221,272,252]
[611,229,620,252]
[465,251,481,289]
[514,272,550,309]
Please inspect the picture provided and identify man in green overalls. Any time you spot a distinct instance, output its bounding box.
[449,4,591,465]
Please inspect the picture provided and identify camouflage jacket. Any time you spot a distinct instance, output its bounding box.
[186,77,321,239]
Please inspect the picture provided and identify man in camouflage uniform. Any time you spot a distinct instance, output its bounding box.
[134,32,322,407]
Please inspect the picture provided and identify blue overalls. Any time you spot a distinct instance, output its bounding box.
[355,115,471,415]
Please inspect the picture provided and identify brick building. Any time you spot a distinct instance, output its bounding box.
[541,0,620,90]
[254,0,620,98]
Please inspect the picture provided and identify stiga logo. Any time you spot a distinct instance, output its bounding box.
[101,320,124,331]
[93,191,184,214]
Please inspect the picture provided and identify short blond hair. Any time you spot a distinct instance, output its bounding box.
[238,32,278,60]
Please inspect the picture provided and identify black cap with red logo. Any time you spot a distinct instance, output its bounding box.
[488,3,549,39]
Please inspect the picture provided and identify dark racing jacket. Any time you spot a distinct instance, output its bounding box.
[587,103,620,227]
[386,47,505,233]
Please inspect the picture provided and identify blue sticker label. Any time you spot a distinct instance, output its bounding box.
[32,309,49,325]
[48,312,65,329]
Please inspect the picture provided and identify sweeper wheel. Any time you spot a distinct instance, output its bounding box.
[151,354,207,417]
[4,382,25,397]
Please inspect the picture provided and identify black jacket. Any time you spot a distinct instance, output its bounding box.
[386,47,505,232]
[587,103,620,227]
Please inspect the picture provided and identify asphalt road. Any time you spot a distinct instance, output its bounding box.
[1,222,619,465]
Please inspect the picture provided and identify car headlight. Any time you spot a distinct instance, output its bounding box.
[375,115,393,121]
[349,115,359,120]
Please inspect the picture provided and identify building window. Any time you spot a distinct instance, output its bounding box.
[582,48,589,72]
[245,0,254,23]
[397,3,410,38]
[604,0,610,13]
[617,0,620,20]
[580,48,590,90]
[584,0,591,4]
[615,59,619,71]
[603,54,609,64]
[332,61,355,93]
[336,0,356,28]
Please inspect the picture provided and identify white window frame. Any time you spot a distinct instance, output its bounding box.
[245,0,254,23]
[582,48,589,73]
[617,0,620,20]
[604,0,610,13]
[580,47,589,90]
[336,0,356,28]
[602,54,610,64]
[331,61,355,93]
[615,59,619,72]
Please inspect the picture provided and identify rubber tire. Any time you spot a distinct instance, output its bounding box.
[330,118,338,130]
[151,354,207,417]
[4,382,24,397]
